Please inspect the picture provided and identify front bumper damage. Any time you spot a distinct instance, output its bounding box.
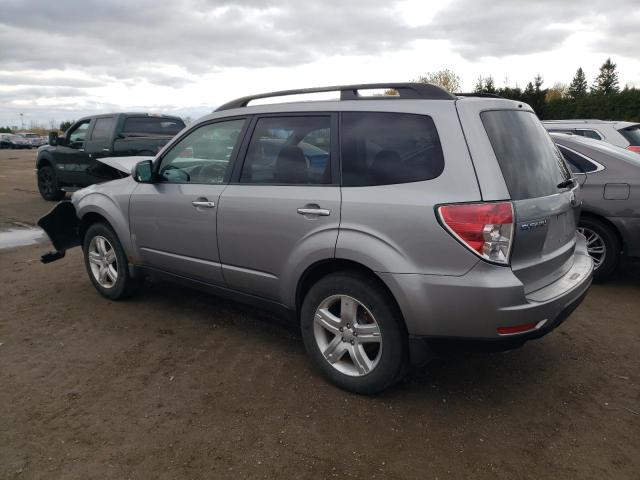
[37,201,81,263]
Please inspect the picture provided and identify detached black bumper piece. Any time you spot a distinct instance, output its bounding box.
[37,201,81,263]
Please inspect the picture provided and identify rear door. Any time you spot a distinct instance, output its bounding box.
[83,115,117,184]
[217,114,340,300]
[459,102,580,293]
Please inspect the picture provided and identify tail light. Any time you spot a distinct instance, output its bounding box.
[437,202,514,265]
[626,146,640,154]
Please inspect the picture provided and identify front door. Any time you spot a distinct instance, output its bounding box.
[129,118,248,284]
[217,114,340,300]
[56,119,92,185]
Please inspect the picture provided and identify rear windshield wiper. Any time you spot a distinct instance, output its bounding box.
[557,179,574,189]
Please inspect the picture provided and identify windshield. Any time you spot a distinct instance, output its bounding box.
[122,117,185,136]
[482,110,571,200]
[619,125,640,146]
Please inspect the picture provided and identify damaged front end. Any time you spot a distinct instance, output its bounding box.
[37,201,81,263]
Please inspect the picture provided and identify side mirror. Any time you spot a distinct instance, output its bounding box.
[48,131,58,146]
[132,160,154,183]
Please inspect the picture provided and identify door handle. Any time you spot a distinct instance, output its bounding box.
[78,148,85,152]
[192,200,216,208]
[102,148,111,152]
[297,207,330,216]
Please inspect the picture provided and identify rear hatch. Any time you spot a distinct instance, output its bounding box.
[459,101,579,294]
[618,124,640,153]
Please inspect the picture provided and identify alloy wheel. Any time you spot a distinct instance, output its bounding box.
[88,235,118,288]
[578,226,606,270]
[313,294,382,377]
[38,168,54,196]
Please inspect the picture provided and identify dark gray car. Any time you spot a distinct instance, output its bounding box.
[37,83,593,394]
[552,133,640,280]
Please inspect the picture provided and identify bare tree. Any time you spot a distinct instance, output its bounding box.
[415,69,461,93]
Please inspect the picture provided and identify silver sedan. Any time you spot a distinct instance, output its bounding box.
[552,133,640,280]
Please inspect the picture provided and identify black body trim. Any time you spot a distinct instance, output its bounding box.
[138,266,298,322]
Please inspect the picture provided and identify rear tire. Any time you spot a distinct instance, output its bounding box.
[37,165,65,201]
[578,216,620,282]
[83,223,142,300]
[300,271,408,395]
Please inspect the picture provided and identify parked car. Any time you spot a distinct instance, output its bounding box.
[543,120,640,153]
[552,133,640,280]
[0,134,12,149]
[38,83,593,394]
[0,133,32,149]
[36,113,185,200]
[21,132,48,147]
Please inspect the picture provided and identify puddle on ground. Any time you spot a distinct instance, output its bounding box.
[0,227,45,249]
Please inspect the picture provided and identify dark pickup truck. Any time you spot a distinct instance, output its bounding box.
[36,112,185,200]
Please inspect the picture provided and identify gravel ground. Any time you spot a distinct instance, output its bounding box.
[1,149,639,479]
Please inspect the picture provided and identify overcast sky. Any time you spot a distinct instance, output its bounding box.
[1,0,639,128]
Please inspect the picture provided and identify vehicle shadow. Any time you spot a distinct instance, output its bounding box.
[133,273,578,405]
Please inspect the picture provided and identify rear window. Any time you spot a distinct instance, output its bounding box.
[90,117,115,141]
[341,112,444,187]
[557,145,600,173]
[122,117,185,136]
[481,110,571,200]
[619,126,640,145]
[575,129,602,140]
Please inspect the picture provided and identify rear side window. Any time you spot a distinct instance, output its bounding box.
[240,116,331,185]
[481,110,571,200]
[341,112,444,186]
[90,117,115,141]
[619,126,640,145]
[122,117,185,136]
[557,146,600,173]
[575,129,602,140]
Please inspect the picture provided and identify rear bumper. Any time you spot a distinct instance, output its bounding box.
[379,235,594,342]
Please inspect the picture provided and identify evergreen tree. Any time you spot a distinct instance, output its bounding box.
[534,74,544,91]
[473,76,484,93]
[484,76,496,94]
[523,81,535,98]
[59,120,73,132]
[592,58,619,95]
[568,67,588,98]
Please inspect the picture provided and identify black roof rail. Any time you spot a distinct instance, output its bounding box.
[456,92,504,99]
[215,82,456,111]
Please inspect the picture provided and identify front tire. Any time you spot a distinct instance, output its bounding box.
[37,165,65,201]
[83,223,142,300]
[301,271,408,395]
[578,217,620,282]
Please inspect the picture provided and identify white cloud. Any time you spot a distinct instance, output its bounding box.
[0,0,638,126]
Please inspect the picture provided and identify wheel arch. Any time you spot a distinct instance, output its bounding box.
[76,194,135,258]
[36,153,55,169]
[79,212,111,242]
[295,258,408,334]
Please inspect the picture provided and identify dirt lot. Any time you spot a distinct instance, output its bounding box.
[1,149,639,479]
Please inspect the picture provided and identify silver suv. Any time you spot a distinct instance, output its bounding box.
[543,120,640,153]
[39,83,593,394]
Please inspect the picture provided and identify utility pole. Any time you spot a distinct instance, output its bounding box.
[19,113,24,130]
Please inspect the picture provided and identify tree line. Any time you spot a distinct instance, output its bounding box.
[418,58,640,122]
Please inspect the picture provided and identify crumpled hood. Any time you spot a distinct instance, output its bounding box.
[97,156,154,174]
